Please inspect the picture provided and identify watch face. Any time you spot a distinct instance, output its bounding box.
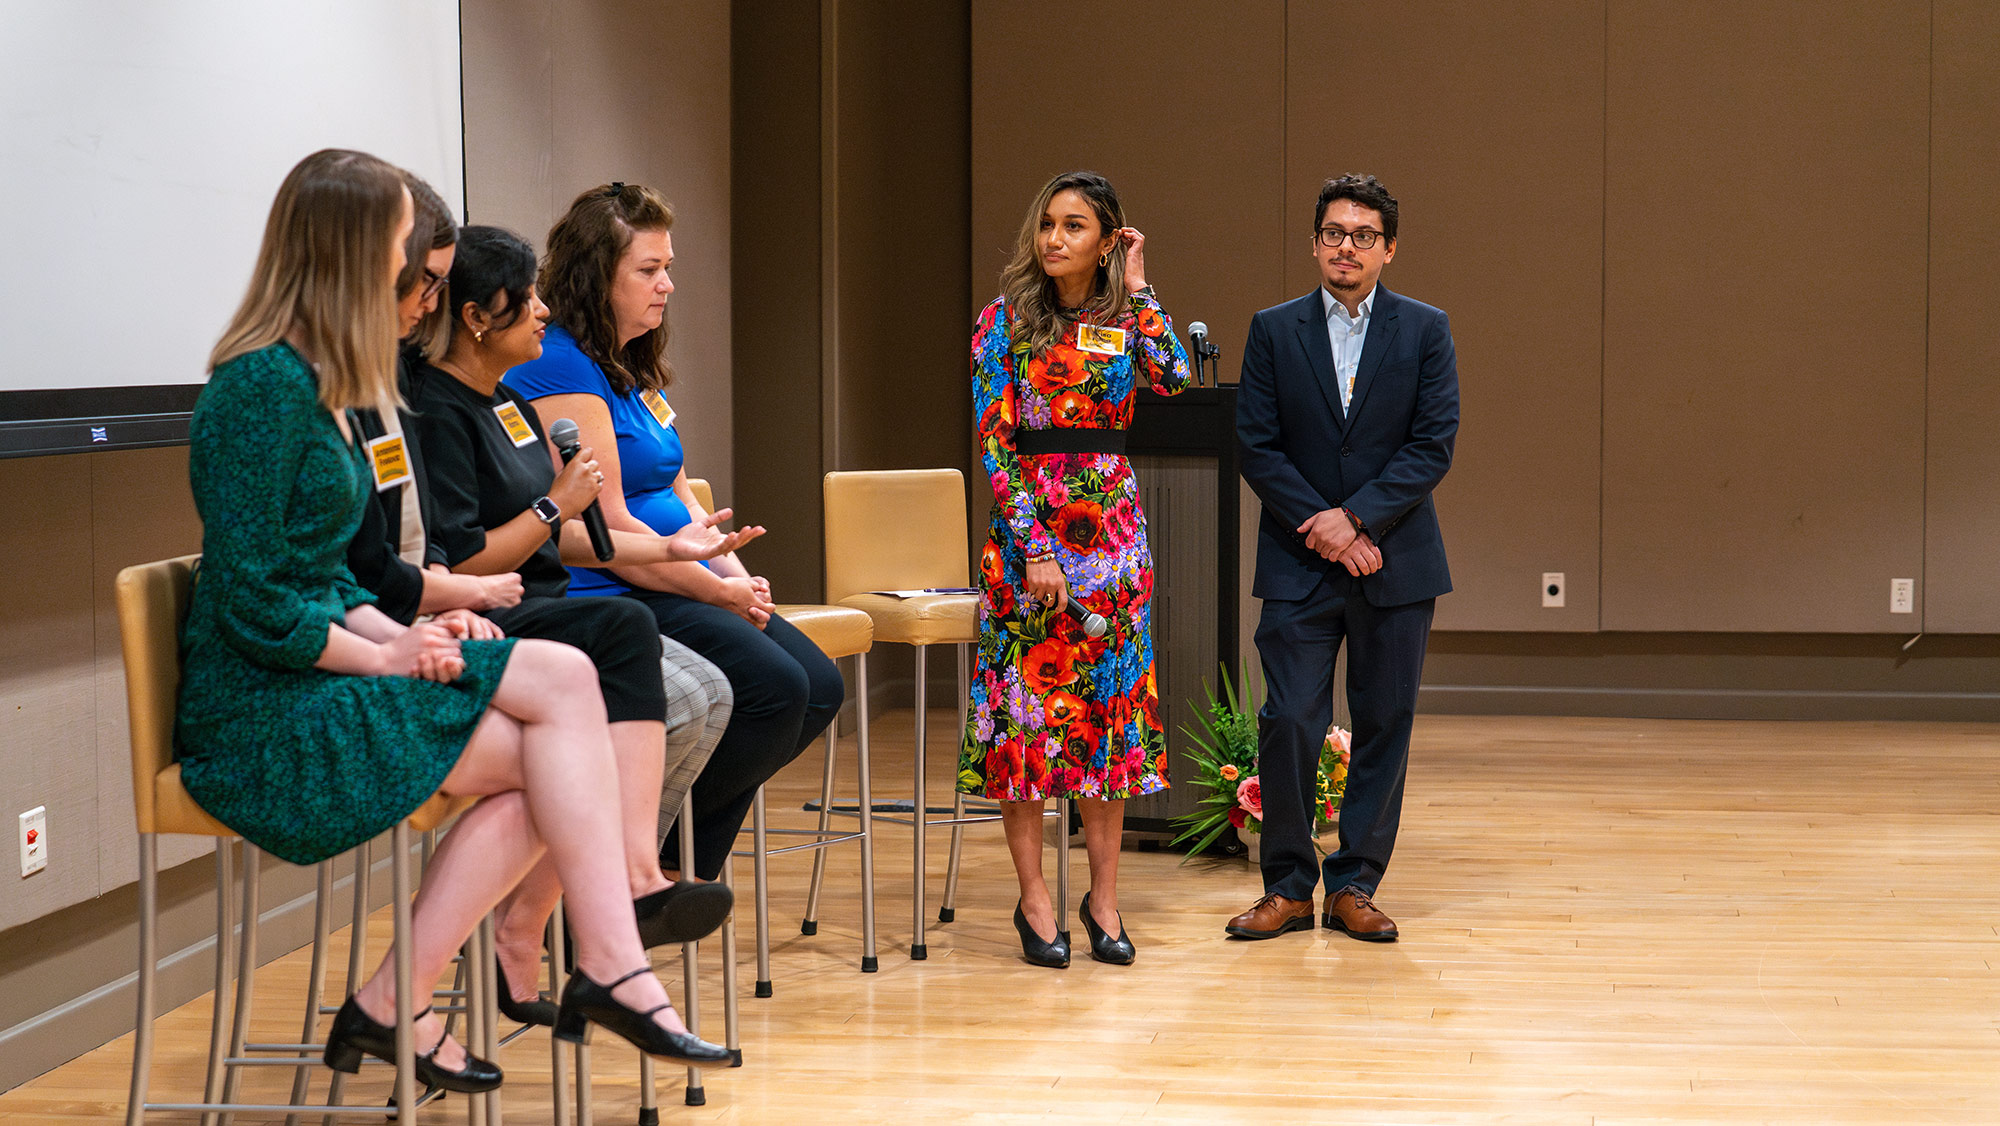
[533,497,560,524]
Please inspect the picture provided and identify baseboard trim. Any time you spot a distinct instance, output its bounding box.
[1420,683,2000,721]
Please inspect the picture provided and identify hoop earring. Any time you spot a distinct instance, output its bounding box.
[1098,250,1111,267]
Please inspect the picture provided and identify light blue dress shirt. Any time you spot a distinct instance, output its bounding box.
[1321,284,1376,415]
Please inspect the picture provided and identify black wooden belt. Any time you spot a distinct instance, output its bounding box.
[1014,428,1127,456]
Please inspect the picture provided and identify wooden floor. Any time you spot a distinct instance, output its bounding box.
[6,712,2000,1124]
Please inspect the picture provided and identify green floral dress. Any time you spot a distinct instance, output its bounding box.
[175,343,513,865]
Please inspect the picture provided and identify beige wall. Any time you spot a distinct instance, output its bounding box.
[464,0,735,504]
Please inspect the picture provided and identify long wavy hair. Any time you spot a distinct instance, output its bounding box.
[209,149,407,411]
[399,171,459,363]
[540,182,675,395]
[997,170,1128,356]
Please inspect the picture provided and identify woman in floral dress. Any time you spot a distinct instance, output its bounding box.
[957,170,1190,966]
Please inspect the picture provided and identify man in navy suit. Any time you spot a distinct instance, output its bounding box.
[1228,174,1458,941]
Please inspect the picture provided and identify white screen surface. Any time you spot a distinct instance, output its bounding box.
[0,0,464,395]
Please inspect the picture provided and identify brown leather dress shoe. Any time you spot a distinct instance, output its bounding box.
[1324,886,1398,942]
[1224,893,1315,939]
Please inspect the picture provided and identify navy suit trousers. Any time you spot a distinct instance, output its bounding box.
[1253,571,1434,902]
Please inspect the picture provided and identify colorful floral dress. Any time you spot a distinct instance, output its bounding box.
[957,288,1192,801]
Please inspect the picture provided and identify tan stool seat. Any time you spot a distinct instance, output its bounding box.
[153,764,237,838]
[772,603,874,659]
[835,592,976,648]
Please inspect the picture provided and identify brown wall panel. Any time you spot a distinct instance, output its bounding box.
[464,0,735,506]
[834,1,972,477]
[1602,2,1929,632]
[1924,0,2000,632]
[1285,0,1606,631]
[970,0,1287,368]
[731,0,824,600]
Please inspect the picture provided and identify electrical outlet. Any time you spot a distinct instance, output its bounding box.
[19,806,46,877]
[1890,578,1915,615]
[1542,572,1565,609]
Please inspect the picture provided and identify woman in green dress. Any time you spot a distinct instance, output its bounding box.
[176,149,749,1088]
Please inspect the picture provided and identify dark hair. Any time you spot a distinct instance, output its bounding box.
[445,225,538,340]
[396,172,458,299]
[999,170,1130,355]
[1313,174,1398,241]
[540,182,676,394]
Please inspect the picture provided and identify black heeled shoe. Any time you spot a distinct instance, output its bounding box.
[494,956,557,1027]
[552,966,733,1068]
[1013,900,1070,968]
[323,997,503,1093]
[634,881,735,947]
[1078,891,1135,965]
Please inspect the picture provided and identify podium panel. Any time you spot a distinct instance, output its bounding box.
[1124,388,1240,832]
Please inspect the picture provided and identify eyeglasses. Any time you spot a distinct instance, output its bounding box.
[420,269,448,300]
[1316,226,1384,250]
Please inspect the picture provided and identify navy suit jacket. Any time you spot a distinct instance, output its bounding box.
[1236,284,1458,607]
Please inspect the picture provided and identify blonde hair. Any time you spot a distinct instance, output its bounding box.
[209,149,409,411]
[998,170,1128,356]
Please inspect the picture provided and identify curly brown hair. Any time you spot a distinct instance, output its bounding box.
[540,182,675,394]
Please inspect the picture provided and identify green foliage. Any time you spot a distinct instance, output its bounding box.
[1168,661,1263,860]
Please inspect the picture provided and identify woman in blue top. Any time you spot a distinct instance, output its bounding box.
[507,183,842,881]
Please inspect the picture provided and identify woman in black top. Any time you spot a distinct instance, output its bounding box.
[410,226,758,1022]
[346,171,521,627]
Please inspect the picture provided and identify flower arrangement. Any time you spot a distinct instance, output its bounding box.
[1170,663,1349,858]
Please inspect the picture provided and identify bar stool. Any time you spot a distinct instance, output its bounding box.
[822,469,1069,960]
[684,479,880,1005]
[117,555,479,1125]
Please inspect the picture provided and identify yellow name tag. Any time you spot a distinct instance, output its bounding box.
[1076,324,1127,356]
[492,401,537,447]
[639,388,676,429]
[366,433,413,492]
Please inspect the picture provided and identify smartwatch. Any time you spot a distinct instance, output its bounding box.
[531,496,562,526]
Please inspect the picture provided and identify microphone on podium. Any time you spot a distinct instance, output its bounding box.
[1186,321,1221,385]
[546,418,616,562]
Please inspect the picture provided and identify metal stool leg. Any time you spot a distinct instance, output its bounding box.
[939,643,970,924]
[720,850,742,1067]
[682,809,709,1104]
[390,822,419,1124]
[216,843,263,1126]
[321,840,369,1125]
[752,788,771,997]
[800,724,839,936]
[200,843,235,1126]
[911,643,928,959]
[125,834,159,1126]
[854,653,879,973]
[283,863,334,1126]
[1056,799,1072,944]
[548,912,573,1126]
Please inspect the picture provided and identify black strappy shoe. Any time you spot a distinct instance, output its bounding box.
[634,881,735,947]
[323,997,503,1093]
[551,966,732,1068]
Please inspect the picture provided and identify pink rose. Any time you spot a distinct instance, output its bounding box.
[1235,775,1263,819]
[1327,725,1352,766]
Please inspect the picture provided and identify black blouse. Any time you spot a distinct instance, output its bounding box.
[344,357,446,624]
[407,362,571,600]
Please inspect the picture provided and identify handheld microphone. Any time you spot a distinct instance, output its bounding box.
[1063,597,1109,639]
[547,418,615,562]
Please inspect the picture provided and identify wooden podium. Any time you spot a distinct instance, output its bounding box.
[1123,386,1242,836]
